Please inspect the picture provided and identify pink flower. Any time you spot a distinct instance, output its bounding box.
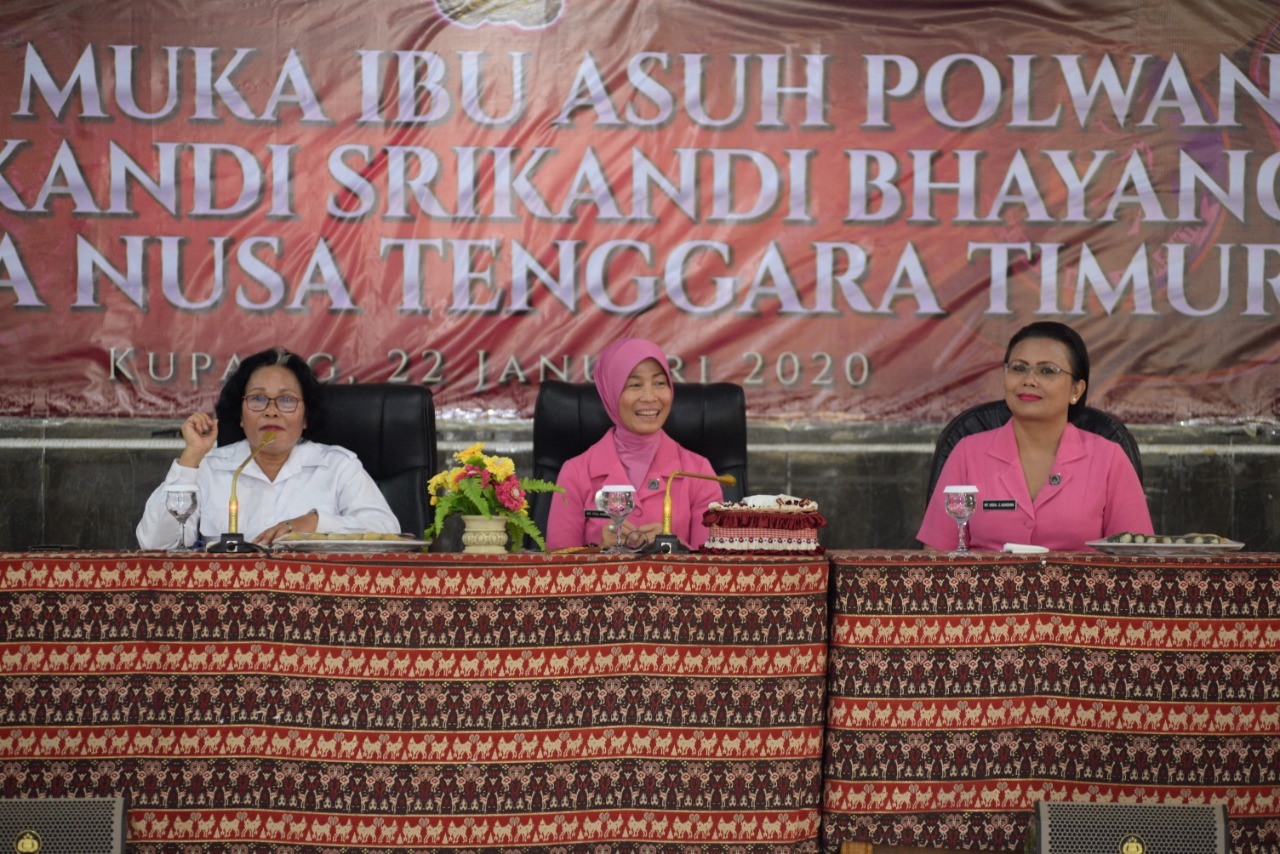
[461,464,491,488]
[495,477,526,512]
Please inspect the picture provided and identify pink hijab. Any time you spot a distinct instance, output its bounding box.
[595,338,672,489]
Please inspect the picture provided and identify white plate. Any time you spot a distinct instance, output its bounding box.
[274,537,430,554]
[1086,538,1244,556]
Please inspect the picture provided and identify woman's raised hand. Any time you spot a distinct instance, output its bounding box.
[178,412,218,468]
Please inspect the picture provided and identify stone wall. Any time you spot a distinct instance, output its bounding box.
[2,417,1278,553]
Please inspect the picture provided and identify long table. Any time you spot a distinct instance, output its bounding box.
[8,549,1280,851]
[0,551,828,851]
[824,550,1280,853]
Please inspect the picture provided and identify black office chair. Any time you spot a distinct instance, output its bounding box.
[529,380,749,544]
[925,399,1143,503]
[219,383,438,536]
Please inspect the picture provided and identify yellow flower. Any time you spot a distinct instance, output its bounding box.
[486,455,516,481]
[429,467,467,497]
[456,442,486,463]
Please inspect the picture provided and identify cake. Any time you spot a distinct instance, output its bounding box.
[701,494,827,555]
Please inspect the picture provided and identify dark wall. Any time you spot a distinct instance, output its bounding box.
[2,418,1277,553]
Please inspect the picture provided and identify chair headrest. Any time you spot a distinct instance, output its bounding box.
[925,399,1143,503]
[532,380,748,490]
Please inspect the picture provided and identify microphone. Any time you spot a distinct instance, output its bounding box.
[207,431,277,554]
[642,470,737,554]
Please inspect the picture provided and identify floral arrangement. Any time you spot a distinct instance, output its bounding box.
[427,442,562,551]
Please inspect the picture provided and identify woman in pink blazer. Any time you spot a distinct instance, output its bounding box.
[546,338,722,551]
[917,322,1153,551]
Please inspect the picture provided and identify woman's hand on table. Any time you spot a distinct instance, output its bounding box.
[255,510,319,545]
[602,520,661,549]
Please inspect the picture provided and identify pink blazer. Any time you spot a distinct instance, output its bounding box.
[546,430,724,550]
[917,421,1153,551]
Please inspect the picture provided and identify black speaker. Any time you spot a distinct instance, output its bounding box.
[0,797,126,854]
[1027,800,1229,854]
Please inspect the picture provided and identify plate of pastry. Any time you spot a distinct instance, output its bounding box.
[1086,532,1243,556]
[273,532,430,553]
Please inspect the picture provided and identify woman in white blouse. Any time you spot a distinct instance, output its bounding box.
[136,347,397,549]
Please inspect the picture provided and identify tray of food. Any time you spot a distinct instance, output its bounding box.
[1086,532,1244,556]
[273,532,430,553]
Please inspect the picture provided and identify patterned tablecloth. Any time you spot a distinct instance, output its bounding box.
[0,551,828,851]
[824,550,1280,853]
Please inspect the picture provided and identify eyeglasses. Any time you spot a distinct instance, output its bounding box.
[244,393,302,413]
[1005,360,1073,380]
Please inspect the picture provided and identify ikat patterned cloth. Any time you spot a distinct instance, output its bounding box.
[824,550,1280,853]
[0,551,828,852]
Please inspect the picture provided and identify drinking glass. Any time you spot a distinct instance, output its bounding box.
[164,486,199,551]
[943,485,978,554]
[596,484,637,553]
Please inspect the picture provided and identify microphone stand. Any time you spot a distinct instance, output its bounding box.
[207,432,276,554]
[640,471,736,554]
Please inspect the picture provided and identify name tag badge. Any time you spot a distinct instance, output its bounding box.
[983,499,1017,511]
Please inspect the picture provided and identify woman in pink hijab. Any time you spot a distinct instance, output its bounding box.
[546,338,723,551]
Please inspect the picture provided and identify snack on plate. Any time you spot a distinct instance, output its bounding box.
[701,494,827,555]
[277,532,411,542]
[1107,532,1226,545]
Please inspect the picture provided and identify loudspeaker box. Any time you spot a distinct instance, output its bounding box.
[1027,800,1228,854]
[0,797,126,854]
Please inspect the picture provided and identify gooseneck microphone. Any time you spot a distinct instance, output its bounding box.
[641,471,737,554]
[206,431,277,554]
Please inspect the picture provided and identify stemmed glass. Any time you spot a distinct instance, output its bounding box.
[596,484,637,553]
[943,485,978,554]
[164,486,199,551]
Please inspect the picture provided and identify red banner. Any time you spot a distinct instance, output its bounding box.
[1,0,1278,421]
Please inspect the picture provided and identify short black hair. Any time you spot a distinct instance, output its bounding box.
[1004,321,1090,416]
[214,347,325,444]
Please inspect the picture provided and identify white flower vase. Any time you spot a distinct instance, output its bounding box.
[460,514,509,554]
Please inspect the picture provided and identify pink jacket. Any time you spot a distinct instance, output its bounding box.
[546,430,724,550]
[917,421,1153,551]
